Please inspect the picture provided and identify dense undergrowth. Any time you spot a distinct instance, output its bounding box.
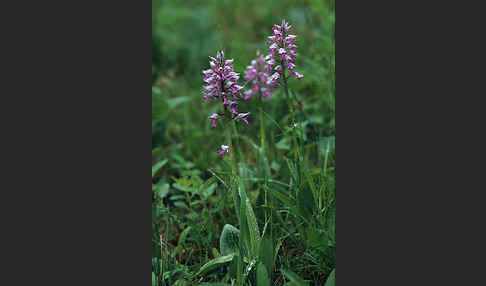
[152,0,334,285]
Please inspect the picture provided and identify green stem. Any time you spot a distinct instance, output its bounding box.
[258,94,266,152]
[225,118,237,176]
[281,64,299,159]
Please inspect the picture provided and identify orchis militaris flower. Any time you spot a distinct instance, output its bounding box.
[243,50,274,100]
[217,145,229,158]
[208,113,220,128]
[202,51,250,159]
[202,51,250,125]
[234,112,250,125]
[265,19,304,85]
[202,50,243,103]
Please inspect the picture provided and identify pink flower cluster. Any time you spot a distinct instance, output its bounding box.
[202,51,250,129]
[243,50,274,100]
[202,51,250,158]
[265,19,303,86]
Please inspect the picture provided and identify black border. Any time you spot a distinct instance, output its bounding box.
[2,0,485,284]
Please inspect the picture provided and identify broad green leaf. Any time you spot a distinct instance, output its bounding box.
[173,201,186,209]
[319,136,335,155]
[281,268,309,286]
[246,198,261,257]
[152,159,168,177]
[172,183,192,193]
[257,262,270,286]
[305,227,328,252]
[296,185,315,222]
[212,248,220,258]
[177,226,191,247]
[264,186,298,214]
[202,182,217,198]
[155,183,169,199]
[196,253,235,276]
[304,171,318,209]
[271,161,281,172]
[175,226,191,256]
[275,137,291,150]
[259,236,275,278]
[219,224,240,255]
[325,268,335,286]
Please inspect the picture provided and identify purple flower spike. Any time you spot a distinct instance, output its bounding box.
[243,50,275,100]
[265,19,303,83]
[208,113,220,128]
[202,51,243,104]
[202,51,251,161]
[202,51,249,122]
[234,112,250,125]
[217,145,229,158]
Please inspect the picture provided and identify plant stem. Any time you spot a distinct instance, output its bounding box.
[225,117,237,176]
[258,95,266,153]
[281,64,299,159]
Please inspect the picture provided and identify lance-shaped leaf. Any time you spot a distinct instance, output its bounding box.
[196,253,235,277]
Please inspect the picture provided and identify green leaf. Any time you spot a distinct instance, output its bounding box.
[319,136,335,157]
[184,212,199,221]
[271,161,281,172]
[246,198,261,257]
[177,226,191,247]
[172,183,193,193]
[264,186,298,214]
[275,137,291,150]
[212,248,220,258]
[202,182,217,198]
[259,237,275,279]
[173,201,187,209]
[219,224,240,255]
[325,268,335,286]
[305,227,328,252]
[155,183,170,199]
[196,253,235,276]
[296,185,315,222]
[257,263,270,286]
[281,268,309,286]
[152,159,168,178]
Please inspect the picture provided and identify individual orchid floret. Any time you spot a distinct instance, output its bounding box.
[208,113,220,128]
[217,145,229,158]
[243,50,275,100]
[265,19,304,81]
[266,72,280,86]
[234,112,250,125]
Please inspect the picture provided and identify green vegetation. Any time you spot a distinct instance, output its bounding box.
[152,0,334,285]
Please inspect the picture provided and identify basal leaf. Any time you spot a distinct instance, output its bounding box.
[219,224,240,255]
[196,253,235,276]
